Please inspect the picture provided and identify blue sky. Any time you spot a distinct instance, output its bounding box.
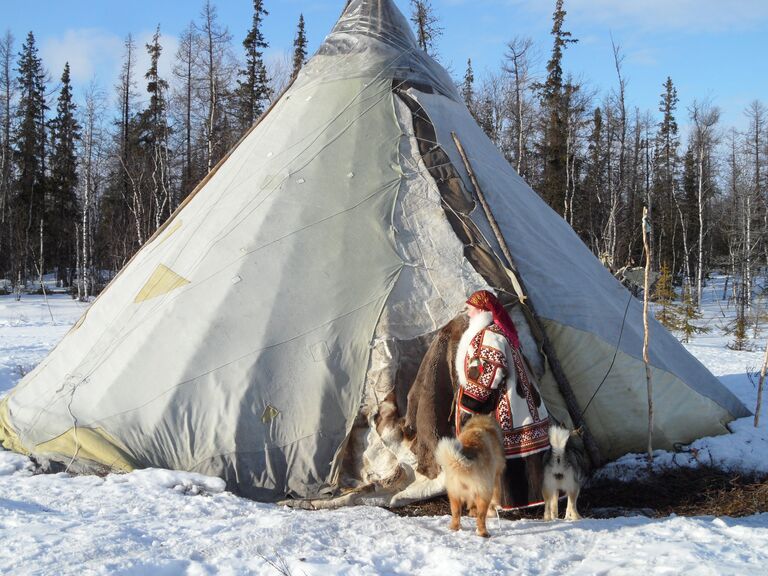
[3,0,767,130]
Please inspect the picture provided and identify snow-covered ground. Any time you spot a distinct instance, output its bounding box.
[1,279,767,576]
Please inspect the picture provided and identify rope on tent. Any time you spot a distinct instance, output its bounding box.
[581,291,634,416]
[450,131,603,468]
[63,380,81,474]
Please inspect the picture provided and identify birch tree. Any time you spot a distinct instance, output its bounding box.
[503,36,536,178]
[172,23,198,201]
[78,82,105,299]
[745,100,766,301]
[608,39,627,267]
[195,1,235,173]
[0,31,14,280]
[689,99,720,308]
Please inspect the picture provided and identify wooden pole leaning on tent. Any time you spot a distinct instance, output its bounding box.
[642,207,654,465]
[755,340,766,428]
[450,131,602,468]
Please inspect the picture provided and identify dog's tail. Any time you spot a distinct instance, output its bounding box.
[435,437,472,471]
[548,424,571,452]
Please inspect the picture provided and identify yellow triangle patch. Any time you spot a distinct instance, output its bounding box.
[134,264,190,303]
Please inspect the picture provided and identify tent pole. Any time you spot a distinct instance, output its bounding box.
[451,132,602,468]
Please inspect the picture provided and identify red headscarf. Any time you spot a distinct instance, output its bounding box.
[467,290,520,350]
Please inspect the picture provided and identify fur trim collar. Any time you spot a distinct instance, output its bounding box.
[455,311,493,387]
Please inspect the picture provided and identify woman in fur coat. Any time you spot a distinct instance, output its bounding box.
[455,290,550,508]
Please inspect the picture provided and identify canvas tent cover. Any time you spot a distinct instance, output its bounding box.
[0,0,749,503]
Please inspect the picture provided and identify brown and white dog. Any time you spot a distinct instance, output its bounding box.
[435,415,505,537]
[541,424,590,521]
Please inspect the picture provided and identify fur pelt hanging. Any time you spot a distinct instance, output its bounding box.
[403,314,468,479]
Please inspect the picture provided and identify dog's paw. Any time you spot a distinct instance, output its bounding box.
[476,529,490,538]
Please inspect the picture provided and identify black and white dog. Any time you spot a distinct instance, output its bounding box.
[542,424,590,521]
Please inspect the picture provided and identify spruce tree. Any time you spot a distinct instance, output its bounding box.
[141,26,172,229]
[236,0,271,132]
[731,279,749,351]
[539,0,577,215]
[144,27,168,130]
[410,0,442,56]
[48,62,80,286]
[461,58,474,110]
[653,262,682,330]
[291,14,308,80]
[13,31,48,281]
[654,77,680,270]
[679,284,709,343]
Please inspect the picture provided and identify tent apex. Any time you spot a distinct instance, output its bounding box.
[330,0,419,52]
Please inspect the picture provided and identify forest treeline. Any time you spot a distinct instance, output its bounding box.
[0,0,764,334]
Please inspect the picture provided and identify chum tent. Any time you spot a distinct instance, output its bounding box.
[0,0,749,505]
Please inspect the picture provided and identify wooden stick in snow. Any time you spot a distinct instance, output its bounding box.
[756,341,767,428]
[451,131,602,468]
[642,207,654,465]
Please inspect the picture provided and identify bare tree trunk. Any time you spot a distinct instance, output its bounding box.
[119,156,145,247]
[645,121,654,270]
[672,190,692,291]
[38,218,44,289]
[0,32,12,241]
[173,23,196,203]
[696,143,705,308]
[612,39,627,265]
[503,37,533,177]
[75,221,82,301]
[626,111,642,261]
[742,102,765,310]
[82,124,91,300]
[604,102,617,267]
[202,2,218,174]
[36,219,54,322]
[80,83,101,300]
[689,100,720,309]
[564,116,572,224]
[746,191,753,309]
[185,42,193,200]
[151,112,172,230]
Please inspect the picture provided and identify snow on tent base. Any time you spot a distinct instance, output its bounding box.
[0,0,749,507]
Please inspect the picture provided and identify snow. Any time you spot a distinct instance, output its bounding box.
[0,294,89,395]
[1,279,767,575]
